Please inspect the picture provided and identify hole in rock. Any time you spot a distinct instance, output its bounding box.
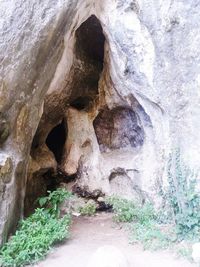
[70,96,93,111]
[25,16,107,215]
[94,107,145,153]
[46,120,66,164]
[69,15,105,103]
[75,15,105,65]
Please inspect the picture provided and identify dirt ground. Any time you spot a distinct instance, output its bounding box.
[32,213,197,267]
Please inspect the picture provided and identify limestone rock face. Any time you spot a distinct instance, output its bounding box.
[1,0,200,243]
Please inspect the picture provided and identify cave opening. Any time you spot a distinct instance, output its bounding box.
[46,119,66,164]
[69,15,105,105]
[25,15,107,215]
[75,15,105,66]
[70,96,93,111]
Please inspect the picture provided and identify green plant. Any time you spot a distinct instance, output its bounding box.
[129,222,175,250]
[106,196,156,224]
[105,196,137,222]
[135,202,156,225]
[0,189,72,267]
[38,188,72,216]
[79,201,97,216]
[107,196,177,251]
[107,150,200,259]
[167,148,200,240]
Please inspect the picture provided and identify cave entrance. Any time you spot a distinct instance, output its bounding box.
[70,96,93,111]
[68,15,105,105]
[25,15,106,215]
[46,120,66,164]
[75,15,105,66]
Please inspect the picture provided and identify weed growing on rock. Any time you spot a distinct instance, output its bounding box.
[105,196,137,222]
[0,189,72,267]
[166,148,200,240]
[79,200,97,216]
[38,188,72,216]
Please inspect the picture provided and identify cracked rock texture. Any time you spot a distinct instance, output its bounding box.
[0,0,200,244]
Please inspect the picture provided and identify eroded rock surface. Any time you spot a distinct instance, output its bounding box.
[94,107,144,152]
[1,0,200,243]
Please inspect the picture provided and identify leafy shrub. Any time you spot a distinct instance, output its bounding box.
[135,202,156,225]
[79,201,97,216]
[106,196,156,224]
[167,148,200,240]
[107,196,176,251]
[105,196,137,222]
[0,189,72,267]
[129,222,174,250]
[38,188,72,216]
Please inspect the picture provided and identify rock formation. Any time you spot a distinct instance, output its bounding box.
[0,0,200,244]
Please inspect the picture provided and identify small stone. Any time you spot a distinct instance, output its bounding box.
[0,158,13,184]
[97,197,105,202]
[72,212,81,217]
[192,243,200,263]
[87,245,129,267]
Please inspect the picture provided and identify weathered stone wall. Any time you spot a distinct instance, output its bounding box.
[1,0,200,244]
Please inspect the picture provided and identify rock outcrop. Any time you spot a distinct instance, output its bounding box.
[1,0,200,244]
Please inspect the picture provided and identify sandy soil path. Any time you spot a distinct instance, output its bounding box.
[32,213,197,267]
